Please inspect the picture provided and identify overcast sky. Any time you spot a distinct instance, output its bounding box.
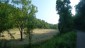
[32,0,80,24]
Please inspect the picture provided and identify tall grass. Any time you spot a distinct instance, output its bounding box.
[32,31,76,48]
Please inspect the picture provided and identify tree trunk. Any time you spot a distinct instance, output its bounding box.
[28,30,32,48]
[20,28,23,41]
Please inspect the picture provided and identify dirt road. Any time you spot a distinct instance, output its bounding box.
[77,31,85,48]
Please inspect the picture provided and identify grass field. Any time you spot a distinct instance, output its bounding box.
[0,29,76,48]
[0,28,58,46]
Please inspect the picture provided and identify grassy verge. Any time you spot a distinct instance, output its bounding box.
[32,31,76,48]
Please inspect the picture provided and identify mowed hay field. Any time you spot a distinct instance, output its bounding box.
[0,28,58,45]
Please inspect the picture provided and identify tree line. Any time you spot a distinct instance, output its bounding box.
[56,0,85,33]
[32,18,58,29]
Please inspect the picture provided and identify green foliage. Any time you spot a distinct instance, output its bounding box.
[0,3,15,33]
[32,31,76,48]
[74,0,85,31]
[34,19,58,29]
[11,0,38,41]
[27,4,37,30]
[56,0,73,33]
[27,16,36,30]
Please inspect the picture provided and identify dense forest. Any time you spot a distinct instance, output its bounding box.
[56,0,85,33]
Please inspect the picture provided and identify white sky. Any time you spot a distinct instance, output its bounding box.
[70,0,80,15]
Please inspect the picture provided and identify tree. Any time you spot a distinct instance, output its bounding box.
[13,8,27,41]
[74,0,85,31]
[12,0,37,41]
[56,0,73,33]
[0,0,26,41]
[27,5,37,48]
[0,3,17,48]
[0,3,15,33]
